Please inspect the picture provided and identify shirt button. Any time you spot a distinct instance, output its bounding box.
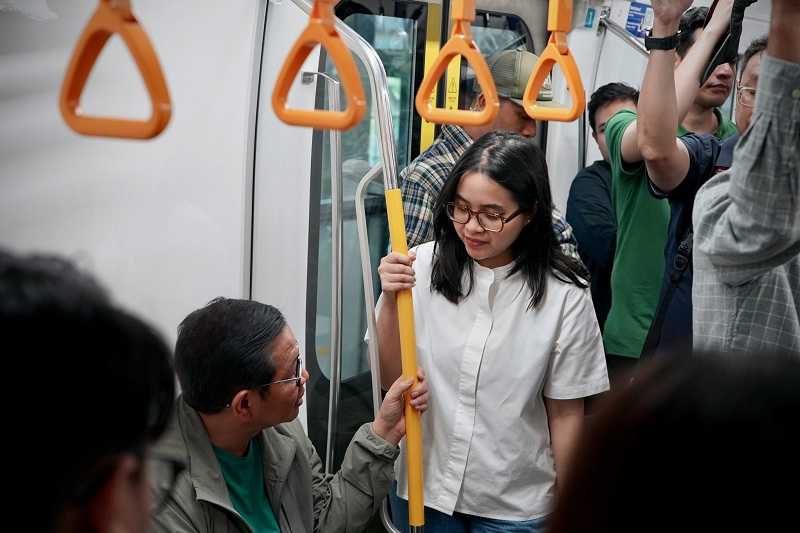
[793,88,800,99]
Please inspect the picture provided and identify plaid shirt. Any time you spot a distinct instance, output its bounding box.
[401,125,579,259]
[692,54,800,356]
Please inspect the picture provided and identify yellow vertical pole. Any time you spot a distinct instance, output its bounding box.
[420,3,443,151]
[384,188,424,530]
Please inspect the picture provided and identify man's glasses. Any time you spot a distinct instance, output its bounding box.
[737,84,756,108]
[258,355,304,388]
[147,453,187,514]
[446,202,524,233]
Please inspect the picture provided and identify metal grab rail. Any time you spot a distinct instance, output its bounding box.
[273,0,366,130]
[597,12,650,60]
[288,1,419,530]
[59,0,171,139]
[523,0,585,122]
[298,70,345,476]
[355,164,401,533]
[579,11,650,167]
[414,0,499,126]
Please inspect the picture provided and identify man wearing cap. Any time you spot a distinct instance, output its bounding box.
[401,48,578,256]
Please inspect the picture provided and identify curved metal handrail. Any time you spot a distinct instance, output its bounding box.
[290,0,399,188]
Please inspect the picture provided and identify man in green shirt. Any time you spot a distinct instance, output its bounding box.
[152,298,429,533]
[602,1,733,375]
[674,6,739,139]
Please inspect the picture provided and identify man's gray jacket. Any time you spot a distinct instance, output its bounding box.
[150,397,399,532]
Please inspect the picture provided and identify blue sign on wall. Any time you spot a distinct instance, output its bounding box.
[626,2,652,38]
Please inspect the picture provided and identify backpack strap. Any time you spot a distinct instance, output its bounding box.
[640,228,693,358]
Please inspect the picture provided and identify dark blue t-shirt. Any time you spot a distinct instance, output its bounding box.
[567,160,616,329]
[647,134,737,354]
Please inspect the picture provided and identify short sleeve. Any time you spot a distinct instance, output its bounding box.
[651,133,722,201]
[606,109,644,183]
[544,286,610,399]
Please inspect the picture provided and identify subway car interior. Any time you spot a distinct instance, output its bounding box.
[1,0,788,532]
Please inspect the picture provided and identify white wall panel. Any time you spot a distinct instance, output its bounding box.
[0,1,262,343]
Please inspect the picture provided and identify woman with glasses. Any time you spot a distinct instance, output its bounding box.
[377,131,609,532]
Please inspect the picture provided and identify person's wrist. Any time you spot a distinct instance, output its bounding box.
[652,18,680,37]
[372,419,402,445]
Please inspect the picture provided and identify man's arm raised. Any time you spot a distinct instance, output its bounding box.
[638,0,733,192]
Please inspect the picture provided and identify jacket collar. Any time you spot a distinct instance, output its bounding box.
[157,397,299,518]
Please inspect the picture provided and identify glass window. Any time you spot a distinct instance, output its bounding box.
[457,12,535,109]
[306,12,418,472]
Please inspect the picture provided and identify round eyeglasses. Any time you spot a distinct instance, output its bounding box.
[446,202,524,233]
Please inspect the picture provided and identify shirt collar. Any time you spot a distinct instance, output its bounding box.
[441,124,473,155]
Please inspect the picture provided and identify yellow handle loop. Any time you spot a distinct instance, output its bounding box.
[414,0,499,126]
[522,0,586,122]
[60,0,171,139]
[272,0,366,130]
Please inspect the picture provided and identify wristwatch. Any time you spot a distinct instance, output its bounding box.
[644,28,681,51]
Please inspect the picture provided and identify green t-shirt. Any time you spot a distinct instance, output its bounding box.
[213,438,280,533]
[603,109,670,358]
[676,107,738,140]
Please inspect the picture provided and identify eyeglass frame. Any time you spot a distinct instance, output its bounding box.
[224,355,305,409]
[257,354,304,389]
[446,201,526,233]
[737,83,757,108]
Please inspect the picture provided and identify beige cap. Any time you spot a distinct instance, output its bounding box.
[483,48,553,105]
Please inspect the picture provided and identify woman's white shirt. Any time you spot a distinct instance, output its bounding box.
[384,241,609,521]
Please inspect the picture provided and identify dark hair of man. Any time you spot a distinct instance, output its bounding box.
[676,6,709,59]
[547,351,800,533]
[431,131,588,309]
[739,35,768,81]
[0,251,175,532]
[175,298,286,413]
[587,82,640,132]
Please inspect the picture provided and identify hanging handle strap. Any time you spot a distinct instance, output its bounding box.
[59,0,171,139]
[271,0,366,131]
[414,0,499,126]
[522,0,585,122]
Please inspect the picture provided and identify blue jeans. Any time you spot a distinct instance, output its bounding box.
[389,484,547,533]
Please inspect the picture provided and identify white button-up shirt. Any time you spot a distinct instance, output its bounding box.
[388,242,608,521]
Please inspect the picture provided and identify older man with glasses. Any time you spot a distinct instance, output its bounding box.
[150,297,428,533]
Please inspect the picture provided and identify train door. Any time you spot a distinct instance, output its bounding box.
[252,2,545,530]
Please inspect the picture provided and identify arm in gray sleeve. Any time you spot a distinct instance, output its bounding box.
[693,55,800,285]
[311,423,399,533]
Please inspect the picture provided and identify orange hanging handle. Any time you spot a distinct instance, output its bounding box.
[272,0,366,131]
[522,0,586,122]
[414,0,499,126]
[59,0,171,140]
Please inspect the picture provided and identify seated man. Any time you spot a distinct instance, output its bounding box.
[152,298,428,533]
[0,250,176,533]
[402,48,579,259]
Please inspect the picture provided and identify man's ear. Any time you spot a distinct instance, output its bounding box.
[472,93,486,111]
[231,389,254,419]
[89,455,143,533]
[592,130,598,143]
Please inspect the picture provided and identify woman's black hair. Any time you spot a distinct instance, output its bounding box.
[431,131,587,309]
